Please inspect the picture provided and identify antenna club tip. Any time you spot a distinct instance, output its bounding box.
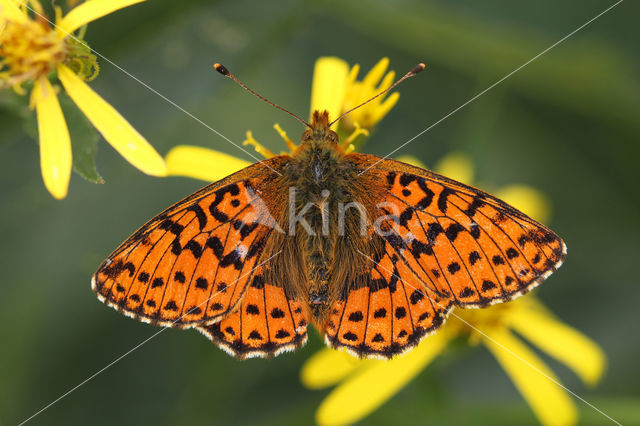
[213,63,230,76]
[410,63,427,75]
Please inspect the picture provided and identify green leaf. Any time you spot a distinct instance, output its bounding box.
[59,94,104,184]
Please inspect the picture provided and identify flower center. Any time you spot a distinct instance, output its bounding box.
[0,16,67,90]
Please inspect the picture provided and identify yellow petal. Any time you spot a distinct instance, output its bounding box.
[376,70,395,92]
[33,79,72,199]
[362,57,389,88]
[57,0,146,35]
[310,57,349,128]
[0,0,28,23]
[301,348,370,390]
[57,64,167,176]
[435,152,475,184]
[482,326,578,426]
[505,300,606,387]
[165,145,250,182]
[395,155,427,169]
[316,332,450,426]
[494,184,551,223]
[347,64,360,85]
[368,91,399,125]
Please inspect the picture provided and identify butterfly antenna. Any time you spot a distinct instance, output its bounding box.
[329,63,426,127]
[214,63,312,128]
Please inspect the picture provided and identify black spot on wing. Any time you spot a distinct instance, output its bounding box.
[445,223,465,242]
[469,251,481,266]
[438,187,454,213]
[343,332,358,342]
[275,329,290,339]
[250,274,265,289]
[206,236,224,259]
[159,219,184,236]
[426,223,443,243]
[248,330,262,340]
[246,304,260,315]
[409,290,424,304]
[395,307,406,319]
[348,311,364,322]
[271,308,285,318]
[399,173,417,187]
[465,198,484,217]
[386,172,397,188]
[187,204,208,230]
[184,240,203,258]
[415,178,435,209]
[220,250,243,270]
[399,209,414,227]
[195,277,208,290]
[374,308,387,318]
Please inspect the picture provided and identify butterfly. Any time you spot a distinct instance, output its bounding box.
[92,63,566,359]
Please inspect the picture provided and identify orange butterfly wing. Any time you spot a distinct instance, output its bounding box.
[197,269,310,359]
[323,251,452,358]
[323,155,566,358]
[92,158,287,328]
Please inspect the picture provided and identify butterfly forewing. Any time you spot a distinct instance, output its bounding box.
[375,158,566,304]
[92,158,288,327]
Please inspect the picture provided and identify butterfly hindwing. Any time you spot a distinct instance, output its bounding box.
[324,250,452,358]
[198,271,310,359]
[92,158,287,327]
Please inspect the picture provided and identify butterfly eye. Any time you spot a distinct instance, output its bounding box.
[327,131,338,143]
[303,132,313,142]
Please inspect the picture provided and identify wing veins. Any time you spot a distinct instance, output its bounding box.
[447,195,543,283]
[113,210,191,304]
[388,191,483,300]
[138,214,198,315]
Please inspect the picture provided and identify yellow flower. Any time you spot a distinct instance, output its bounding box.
[340,57,400,132]
[309,56,399,132]
[309,57,349,130]
[300,153,606,426]
[0,0,166,199]
[166,56,401,180]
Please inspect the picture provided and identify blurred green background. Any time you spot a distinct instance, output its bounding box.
[1,0,639,424]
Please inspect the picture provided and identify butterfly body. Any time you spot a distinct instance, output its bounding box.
[93,110,566,359]
[265,111,381,325]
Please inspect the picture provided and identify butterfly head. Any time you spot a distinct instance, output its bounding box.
[301,110,338,146]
